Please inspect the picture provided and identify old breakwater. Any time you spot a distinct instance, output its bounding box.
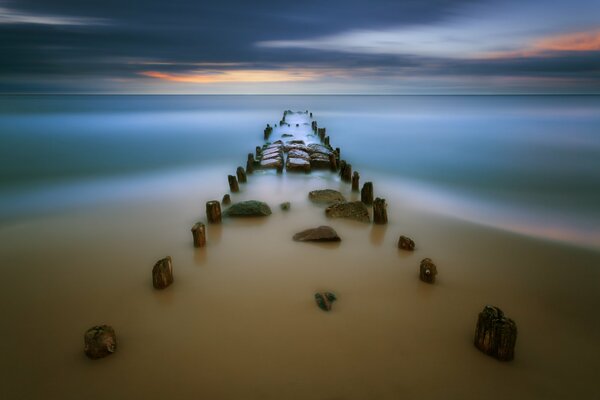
[85,110,517,363]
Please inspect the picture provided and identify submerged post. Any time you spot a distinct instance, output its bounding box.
[373,197,388,224]
[228,175,239,192]
[341,163,352,182]
[236,166,247,183]
[206,201,222,223]
[328,153,337,171]
[191,222,206,247]
[246,153,255,174]
[474,306,517,361]
[419,258,437,283]
[152,256,173,289]
[352,171,360,192]
[361,182,373,205]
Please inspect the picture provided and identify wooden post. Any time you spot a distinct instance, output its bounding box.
[246,153,254,174]
[341,163,352,182]
[419,258,437,283]
[373,197,388,224]
[474,306,517,361]
[361,182,373,205]
[328,153,337,171]
[84,325,117,359]
[206,201,222,223]
[255,146,262,158]
[351,171,360,191]
[228,175,239,192]
[191,222,206,247]
[152,256,173,289]
[236,166,247,183]
[324,136,330,146]
[338,160,346,176]
[222,194,231,205]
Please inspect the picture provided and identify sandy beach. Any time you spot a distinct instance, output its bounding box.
[1,130,599,399]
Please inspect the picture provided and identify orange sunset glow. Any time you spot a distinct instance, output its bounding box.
[141,69,319,84]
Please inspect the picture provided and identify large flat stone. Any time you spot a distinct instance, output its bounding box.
[293,226,341,242]
[325,201,370,222]
[308,189,346,204]
[224,200,272,217]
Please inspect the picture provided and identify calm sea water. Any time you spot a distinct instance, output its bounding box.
[1,95,599,248]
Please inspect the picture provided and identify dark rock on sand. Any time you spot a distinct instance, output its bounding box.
[224,200,272,217]
[281,133,293,138]
[398,235,415,250]
[315,292,337,311]
[280,202,291,211]
[307,143,333,156]
[288,149,310,160]
[419,258,437,283]
[474,306,517,361]
[286,157,311,172]
[310,153,332,169]
[152,256,174,289]
[84,325,117,359]
[308,189,346,204]
[325,201,370,222]
[293,226,341,242]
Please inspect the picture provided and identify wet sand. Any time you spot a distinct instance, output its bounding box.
[1,111,599,399]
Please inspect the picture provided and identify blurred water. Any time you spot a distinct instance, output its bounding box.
[0,95,599,247]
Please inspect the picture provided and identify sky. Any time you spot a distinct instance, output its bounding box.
[1,0,599,94]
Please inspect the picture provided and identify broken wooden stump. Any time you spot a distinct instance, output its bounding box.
[236,166,247,183]
[246,154,255,174]
[191,222,206,248]
[361,182,374,205]
[222,194,231,205]
[263,124,273,140]
[373,197,388,224]
[152,256,173,289]
[419,258,437,283]
[228,175,239,192]
[340,163,352,182]
[315,292,337,311]
[474,306,517,361]
[328,153,337,171]
[280,202,291,211]
[324,136,330,146]
[255,146,262,158]
[352,171,360,191]
[84,325,117,359]
[398,235,415,251]
[206,200,222,223]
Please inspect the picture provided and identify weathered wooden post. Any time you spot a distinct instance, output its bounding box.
[474,306,517,361]
[222,194,231,205]
[191,222,206,247]
[361,182,373,205]
[398,235,415,250]
[341,163,352,182]
[246,153,254,174]
[228,175,239,192]
[419,258,437,283]
[324,136,330,146]
[206,200,222,223]
[255,146,262,159]
[236,166,247,183]
[152,256,173,289]
[84,325,117,359]
[328,153,337,171]
[373,197,388,224]
[351,171,360,191]
[263,124,273,140]
[338,160,346,175]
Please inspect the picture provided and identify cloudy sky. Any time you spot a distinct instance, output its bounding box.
[1,0,599,93]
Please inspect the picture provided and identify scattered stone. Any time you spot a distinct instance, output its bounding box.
[310,153,331,169]
[361,182,374,205]
[286,157,311,173]
[352,171,360,191]
[152,256,173,289]
[307,143,333,156]
[288,140,305,145]
[281,133,293,138]
[288,149,310,160]
[84,325,117,359]
[373,197,388,224]
[228,175,239,192]
[191,222,206,247]
[398,235,415,251]
[325,201,370,222]
[260,157,283,171]
[315,292,337,311]
[280,202,291,211]
[236,166,247,183]
[224,200,272,217]
[474,306,517,361]
[419,258,437,283]
[206,201,222,223]
[293,226,341,242]
[308,189,346,204]
[222,194,231,205]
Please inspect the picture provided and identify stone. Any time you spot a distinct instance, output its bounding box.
[288,149,310,160]
[310,153,331,169]
[191,222,206,247]
[419,258,437,283]
[286,157,311,172]
[474,306,517,361]
[325,201,370,222]
[293,226,341,242]
[280,202,291,211]
[398,235,415,250]
[224,200,272,217]
[84,325,117,359]
[308,189,346,204]
[315,292,337,311]
[152,256,173,289]
[307,143,333,156]
[260,157,283,170]
[281,133,293,138]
